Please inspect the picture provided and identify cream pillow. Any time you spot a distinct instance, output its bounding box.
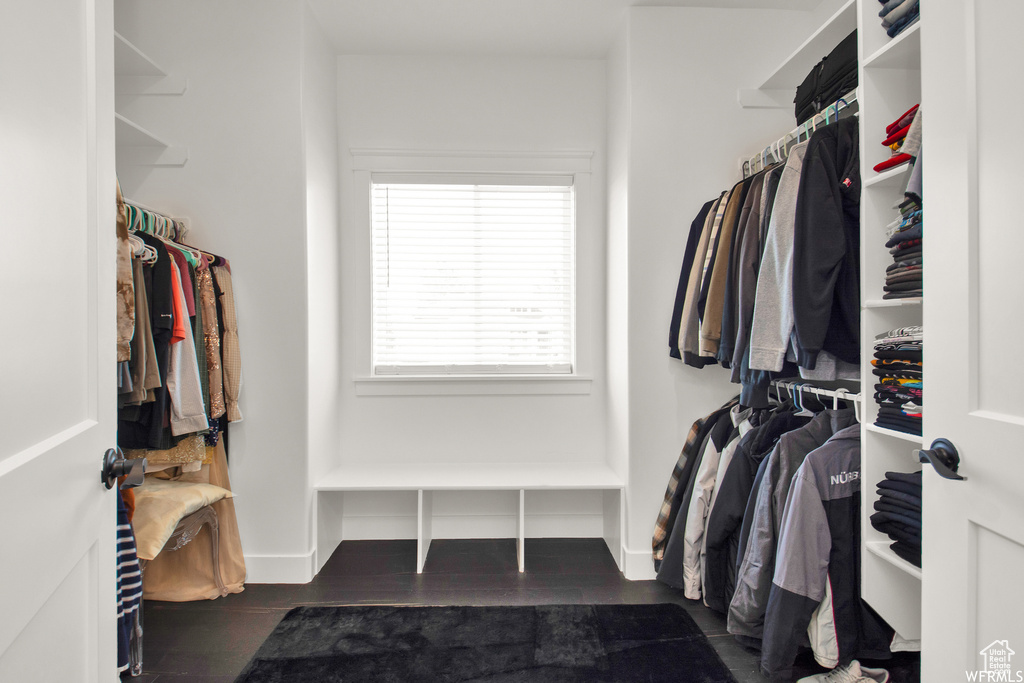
[132,477,234,560]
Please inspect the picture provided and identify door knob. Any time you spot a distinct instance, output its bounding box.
[101,448,147,490]
[915,438,966,481]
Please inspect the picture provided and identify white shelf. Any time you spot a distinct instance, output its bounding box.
[114,32,186,95]
[865,163,912,188]
[865,423,924,445]
[738,0,856,107]
[115,112,172,147]
[866,540,922,580]
[315,462,625,492]
[114,31,167,77]
[863,22,921,71]
[115,113,188,166]
[864,297,921,308]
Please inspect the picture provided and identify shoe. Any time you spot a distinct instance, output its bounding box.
[797,660,890,683]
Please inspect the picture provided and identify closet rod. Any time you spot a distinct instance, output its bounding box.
[771,379,862,404]
[124,198,190,241]
[742,88,859,178]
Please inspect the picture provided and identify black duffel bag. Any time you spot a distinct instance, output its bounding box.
[794,30,858,125]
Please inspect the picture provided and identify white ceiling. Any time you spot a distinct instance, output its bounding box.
[307,0,822,58]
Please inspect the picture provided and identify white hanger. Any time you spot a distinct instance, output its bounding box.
[834,387,861,422]
[794,383,815,417]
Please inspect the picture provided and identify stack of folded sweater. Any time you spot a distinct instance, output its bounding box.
[870,470,922,567]
[877,0,920,39]
[884,197,922,299]
[873,104,918,174]
[872,326,923,436]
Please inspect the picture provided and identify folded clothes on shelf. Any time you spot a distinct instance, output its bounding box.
[871,470,923,567]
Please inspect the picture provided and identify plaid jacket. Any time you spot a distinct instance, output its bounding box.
[653,398,738,562]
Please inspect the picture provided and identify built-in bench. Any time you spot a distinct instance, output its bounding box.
[314,462,625,573]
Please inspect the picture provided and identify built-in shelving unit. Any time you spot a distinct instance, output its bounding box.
[314,462,624,575]
[114,31,187,170]
[738,0,856,108]
[858,0,923,642]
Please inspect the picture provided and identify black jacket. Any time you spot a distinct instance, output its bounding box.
[792,116,860,368]
[669,199,716,360]
[702,410,811,613]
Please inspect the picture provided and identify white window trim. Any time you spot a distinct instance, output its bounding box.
[353,374,593,396]
[349,148,594,396]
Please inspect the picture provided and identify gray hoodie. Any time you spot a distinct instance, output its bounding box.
[727,409,858,640]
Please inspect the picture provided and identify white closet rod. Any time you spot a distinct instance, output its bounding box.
[124,198,190,241]
[124,198,167,216]
[771,379,862,404]
[742,88,859,178]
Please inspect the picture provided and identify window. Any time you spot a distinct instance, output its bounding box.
[371,174,575,376]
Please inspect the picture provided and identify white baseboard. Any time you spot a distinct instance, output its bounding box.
[621,546,657,581]
[244,550,315,584]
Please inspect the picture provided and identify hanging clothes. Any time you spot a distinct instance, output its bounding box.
[669,116,862,409]
[656,401,737,586]
[702,409,812,614]
[116,488,143,674]
[116,183,135,365]
[791,116,861,369]
[728,408,858,641]
[212,265,243,423]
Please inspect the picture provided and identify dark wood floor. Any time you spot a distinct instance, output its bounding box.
[128,538,918,682]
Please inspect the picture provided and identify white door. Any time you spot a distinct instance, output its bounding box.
[0,0,118,680]
[922,1,1024,681]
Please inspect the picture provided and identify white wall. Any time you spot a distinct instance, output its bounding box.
[335,54,610,538]
[114,0,313,582]
[606,25,630,488]
[303,6,341,487]
[615,7,812,579]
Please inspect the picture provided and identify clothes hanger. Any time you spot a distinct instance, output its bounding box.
[834,387,861,422]
[793,383,815,417]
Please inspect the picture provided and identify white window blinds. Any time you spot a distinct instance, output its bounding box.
[371,175,575,375]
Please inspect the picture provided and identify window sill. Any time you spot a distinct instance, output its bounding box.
[354,375,593,397]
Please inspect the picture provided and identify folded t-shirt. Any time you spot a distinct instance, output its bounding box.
[882,123,913,147]
[874,153,913,173]
[887,104,920,135]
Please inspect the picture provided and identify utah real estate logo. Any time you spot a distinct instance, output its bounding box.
[968,640,1024,682]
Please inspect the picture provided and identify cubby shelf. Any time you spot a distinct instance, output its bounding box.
[315,462,624,575]
[863,297,921,309]
[865,423,924,445]
[864,163,912,188]
[866,541,922,580]
[863,22,921,71]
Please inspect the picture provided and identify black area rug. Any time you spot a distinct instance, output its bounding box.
[235,603,737,682]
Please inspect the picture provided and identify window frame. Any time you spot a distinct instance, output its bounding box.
[349,149,594,396]
[369,172,577,378]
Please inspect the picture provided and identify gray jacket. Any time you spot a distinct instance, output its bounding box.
[727,409,858,640]
[748,142,808,372]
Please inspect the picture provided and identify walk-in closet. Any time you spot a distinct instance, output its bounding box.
[3,0,1022,681]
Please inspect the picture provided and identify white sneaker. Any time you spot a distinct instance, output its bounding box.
[797,660,890,683]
